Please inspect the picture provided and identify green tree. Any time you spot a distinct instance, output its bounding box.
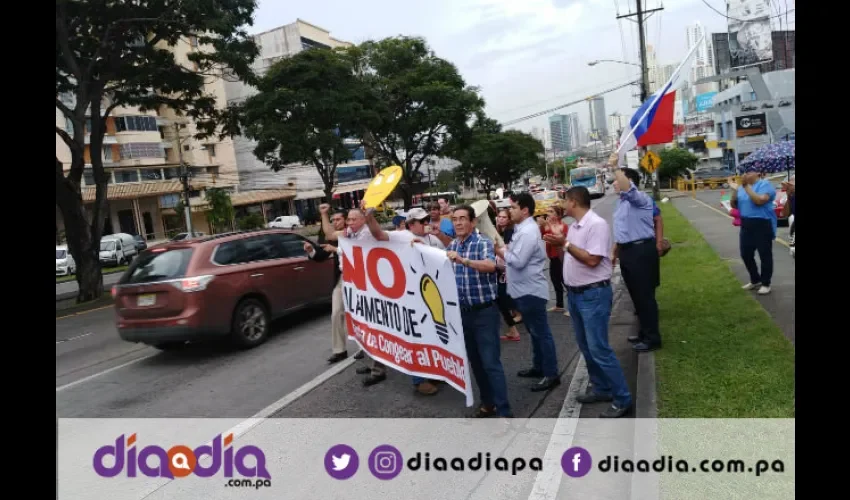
[204,188,234,234]
[455,117,543,196]
[657,147,699,182]
[241,48,368,204]
[56,0,259,302]
[435,169,458,192]
[347,37,484,208]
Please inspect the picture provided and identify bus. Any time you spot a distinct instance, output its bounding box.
[570,166,605,199]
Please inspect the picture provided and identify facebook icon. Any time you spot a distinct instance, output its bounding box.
[561,447,592,478]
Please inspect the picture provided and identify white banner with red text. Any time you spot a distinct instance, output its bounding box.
[338,237,473,406]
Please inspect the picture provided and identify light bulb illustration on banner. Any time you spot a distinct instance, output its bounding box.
[420,274,448,344]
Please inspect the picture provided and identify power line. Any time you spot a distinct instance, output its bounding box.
[699,0,794,22]
[501,79,640,126]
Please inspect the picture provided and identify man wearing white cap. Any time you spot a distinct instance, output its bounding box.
[364,206,445,394]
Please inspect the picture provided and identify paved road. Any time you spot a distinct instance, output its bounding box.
[56,271,123,298]
[56,193,635,420]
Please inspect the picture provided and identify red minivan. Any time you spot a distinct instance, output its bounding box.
[113,229,335,350]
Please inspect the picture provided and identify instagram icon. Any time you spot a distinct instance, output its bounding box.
[368,445,403,480]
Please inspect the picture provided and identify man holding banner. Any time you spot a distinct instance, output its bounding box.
[446,205,513,418]
[364,207,444,395]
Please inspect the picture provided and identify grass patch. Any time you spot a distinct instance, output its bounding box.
[56,294,114,318]
[56,265,127,283]
[654,203,794,417]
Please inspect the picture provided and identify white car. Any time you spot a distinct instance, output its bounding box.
[56,245,76,276]
[267,215,303,230]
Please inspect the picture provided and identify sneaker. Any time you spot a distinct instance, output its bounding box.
[563,310,570,317]
[548,306,564,312]
[742,282,761,291]
[757,286,771,295]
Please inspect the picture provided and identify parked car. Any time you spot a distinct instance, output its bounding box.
[774,189,789,227]
[99,233,139,266]
[267,215,303,230]
[133,235,147,251]
[112,229,335,350]
[56,245,76,276]
[170,231,206,241]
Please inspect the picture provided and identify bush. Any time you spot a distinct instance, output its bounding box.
[236,213,266,230]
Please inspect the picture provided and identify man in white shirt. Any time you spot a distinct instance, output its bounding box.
[364,207,444,395]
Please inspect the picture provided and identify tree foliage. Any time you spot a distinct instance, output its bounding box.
[657,147,699,181]
[241,48,369,203]
[455,117,543,196]
[204,188,234,233]
[56,0,259,301]
[347,37,484,208]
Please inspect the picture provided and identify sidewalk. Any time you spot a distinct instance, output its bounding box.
[670,197,795,344]
[271,265,639,420]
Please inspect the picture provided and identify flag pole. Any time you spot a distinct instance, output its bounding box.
[616,35,706,155]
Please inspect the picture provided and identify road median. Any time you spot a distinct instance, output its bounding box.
[654,203,794,418]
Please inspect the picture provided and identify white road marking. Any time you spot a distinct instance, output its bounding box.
[55,332,93,344]
[134,356,358,499]
[55,353,158,393]
[527,356,589,500]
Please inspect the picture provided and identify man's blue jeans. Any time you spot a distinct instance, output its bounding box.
[462,303,512,416]
[412,376,425,385]
[567,285,632,408]
[512,295,559,378]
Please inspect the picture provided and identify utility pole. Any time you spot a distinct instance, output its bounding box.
[618,0,664,200]
[174,123,194,235]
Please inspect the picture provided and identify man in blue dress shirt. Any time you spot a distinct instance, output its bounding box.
[611,168,662,352]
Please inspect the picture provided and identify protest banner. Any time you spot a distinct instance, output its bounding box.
[338,237,473,406]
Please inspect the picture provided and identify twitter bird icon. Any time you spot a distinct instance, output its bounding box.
[325,444,359,480]
[332,453,351,471]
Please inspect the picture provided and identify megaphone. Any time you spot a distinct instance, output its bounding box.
[470,200,504,247]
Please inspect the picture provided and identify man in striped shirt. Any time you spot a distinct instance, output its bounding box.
[446,205,512,418]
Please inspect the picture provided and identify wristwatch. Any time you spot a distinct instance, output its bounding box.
[463,258,470,267]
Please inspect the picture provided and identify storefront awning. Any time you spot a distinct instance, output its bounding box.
[334,181,371,195]
[82,180,186,202]
[295,189,326,201]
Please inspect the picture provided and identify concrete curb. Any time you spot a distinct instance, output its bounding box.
[630,339,660,500]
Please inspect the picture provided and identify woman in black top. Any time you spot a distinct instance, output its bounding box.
[495,208,521,341]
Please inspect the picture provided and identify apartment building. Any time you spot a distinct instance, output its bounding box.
[56,35,295,242]
[224,19,372,220]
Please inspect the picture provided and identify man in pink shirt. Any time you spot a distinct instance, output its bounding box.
[557,186,632,418]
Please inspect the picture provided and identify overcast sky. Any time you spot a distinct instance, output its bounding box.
[251,0,795,138]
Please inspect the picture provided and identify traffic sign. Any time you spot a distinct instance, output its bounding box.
[640,151,661,173]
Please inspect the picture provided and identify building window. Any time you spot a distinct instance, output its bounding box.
[141,168,164,181]
[119,142,165,159]
[115,116,158,132]
[190,35,199,48]
[300,37,331,51]
[83,169,113,186]
[114,169,140,183]
[164,167,181,179]
[345,146,366,162]
[160,193,180,209]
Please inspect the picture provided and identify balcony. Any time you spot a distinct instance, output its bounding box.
[83,134,119,145]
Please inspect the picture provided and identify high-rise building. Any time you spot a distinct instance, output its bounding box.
[587,97,608,141]
[565,113,581,152]
[608,113,629,138]
[224,20,372,213]
[549,115,569,153]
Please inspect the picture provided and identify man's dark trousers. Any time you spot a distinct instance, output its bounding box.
[619,239,661,347]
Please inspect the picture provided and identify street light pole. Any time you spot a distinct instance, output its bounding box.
[174,123,194,235]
